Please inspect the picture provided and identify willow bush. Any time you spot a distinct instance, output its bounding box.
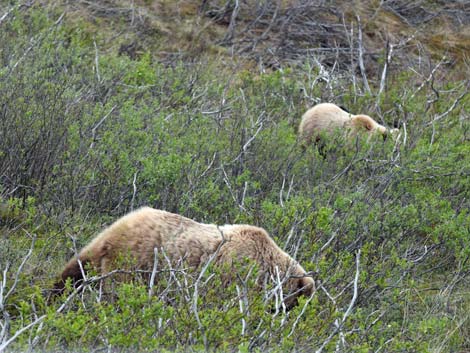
[1,3,469,352]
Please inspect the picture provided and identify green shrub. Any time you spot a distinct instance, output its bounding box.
[1,3,469,352]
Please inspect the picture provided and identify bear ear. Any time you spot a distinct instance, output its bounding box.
[353,116,374,131]
[299,275,315,297]
[361,117,374,131]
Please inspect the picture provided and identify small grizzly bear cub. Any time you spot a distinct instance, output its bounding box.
[54,207,314,308]
[299,103,398,145]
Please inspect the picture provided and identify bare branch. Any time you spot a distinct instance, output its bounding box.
[222,0,240,43]
[356,16,371,95]
[315,249,361,353]
[426,87,468,126]
[7,12,65,76]
[0,4,18,25]
[130,171,138,211]
[236,285,246,336]
[4,232,36,302]
[192,226,226,349]
[410,56,446,99]
[377,40,393,101]
[93,40,101,83]
[342,249,361,323]
[148,247,158,298]
[287,290,315,337]
[0,313,47,352]
[89,105,117,149]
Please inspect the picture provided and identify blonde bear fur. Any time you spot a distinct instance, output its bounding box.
[299,103,398,145]
[54,207,314,308]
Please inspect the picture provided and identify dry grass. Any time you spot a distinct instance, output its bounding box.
[50,0,470,80]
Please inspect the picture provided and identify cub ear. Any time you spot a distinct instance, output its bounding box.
[361,117,374,131]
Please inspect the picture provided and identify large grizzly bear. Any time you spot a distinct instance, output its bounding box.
[299,103,398,145]
[54,207,314,308]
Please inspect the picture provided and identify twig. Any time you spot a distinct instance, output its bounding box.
[130,171,138,211]
[4,232,36,301]
[89,105,117,149]
[328,136,361,184]
[287,289,315,337]
[0,264,10,346]
[148,247,158,298]
[0,233,36,346]
[320,232,338,254]
[8,12,65,76]
[402,122,407,148]
[0,314,46,352]
[94,40,101,82]
[221,165,245,211]
[377,40,394,103]
[434,314,470,353]
[279,176,286,208]
[270,266,286,317]
[68,235,88,291]
[343,15,357,99]
[279,174,295,208]
[236,285,246,336]
[426,87,468,126]
[0,273,96,353]
[158,248,191,302]
[240,181,248,208]
[223,0,240,43]
[0,5,18,25]
[356,16,371,95]
[316,249,361,353]
[228,111,265,165]
[410,56,446,99]
[341,249,361,324]
[192,227,226,350]
[242,120,264,152]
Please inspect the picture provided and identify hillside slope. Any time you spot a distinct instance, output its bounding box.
[0,1,469,352]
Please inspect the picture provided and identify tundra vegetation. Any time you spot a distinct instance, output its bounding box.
[0,1,469,352]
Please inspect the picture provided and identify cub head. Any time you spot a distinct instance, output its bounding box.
[351,115,387,135]
[351,115,401,141]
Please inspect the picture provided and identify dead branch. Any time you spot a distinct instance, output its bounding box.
[130,171,138,211]
[315,248,361,353]
[148,247,159,298]
[93,40,101,83]
[0,234,36,351]
[427,86,468,126]
[191,226,226,350]
[410,55,447,99]
[223,0,240,43]
[356,16,371,95]
[89,105,117,149]
[377,40,393,102]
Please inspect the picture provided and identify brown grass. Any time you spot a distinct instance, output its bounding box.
[57,0,470,76]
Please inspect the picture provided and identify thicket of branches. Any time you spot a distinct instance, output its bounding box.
[200,0,470,72]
